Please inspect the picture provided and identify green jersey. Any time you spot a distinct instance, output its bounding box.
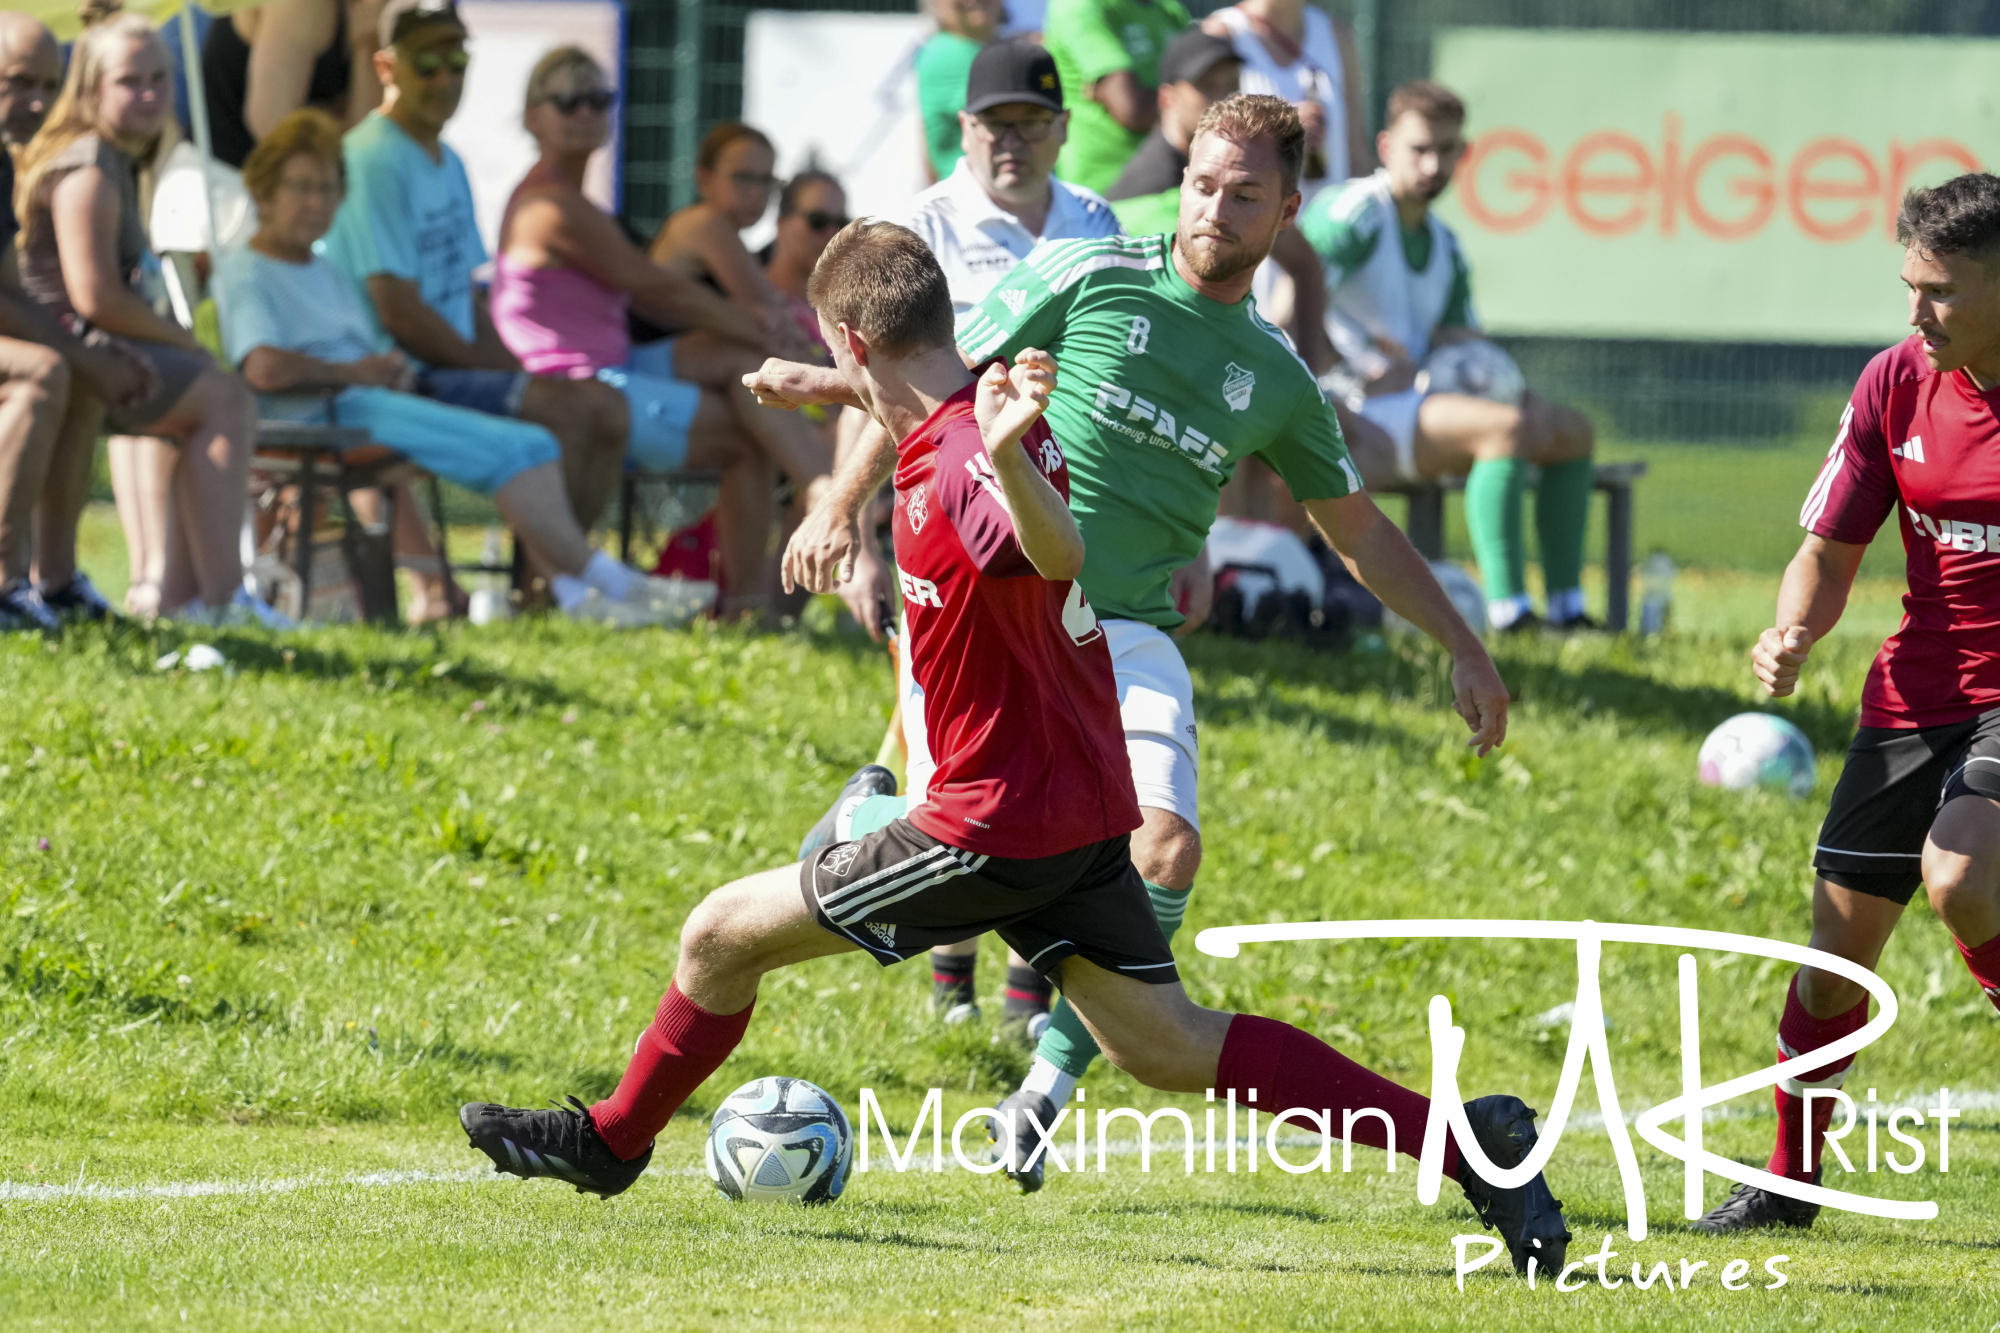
[915,33,981,180]
[1044,0,1189,195]
[957,233,1360,628]
[1297,171,1475,367]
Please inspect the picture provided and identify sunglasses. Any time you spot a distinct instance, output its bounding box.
[407,48,470,78]
[546,89,616,115]
[799,210,849,231]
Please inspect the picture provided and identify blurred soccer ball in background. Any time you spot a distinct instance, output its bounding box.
[1697,713,1817,798]
[706,1076,853,1203]
[1420,340,1527,406]
[1386,560,1488,637]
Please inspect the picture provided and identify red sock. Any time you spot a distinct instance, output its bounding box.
[589,983,753,1161]
[1767,972,1867,1183]
[1216,1013,1458,1180]
[1953,930,2000,1013]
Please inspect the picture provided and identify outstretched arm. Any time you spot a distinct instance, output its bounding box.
[1752,534,1865,697]
[781,409,897,596]
[1305,490,1509,754]
[974,352,1082,581]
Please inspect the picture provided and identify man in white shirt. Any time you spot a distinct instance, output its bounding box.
[900,39,1122,315]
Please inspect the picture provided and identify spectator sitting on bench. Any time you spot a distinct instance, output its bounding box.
[320,0,629,596]
[1298,79,1596,632]
[495,55,828,616]
[16,2,281,628]
[215,108,706,629]
[760,168,847,360]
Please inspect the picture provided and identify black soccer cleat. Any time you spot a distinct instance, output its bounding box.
[797,764,899,861]
[1456,1095,1572,1275]
[987,1089,1058,1194]
[460,1095,653,1198]
[1690,1167,1821,1233]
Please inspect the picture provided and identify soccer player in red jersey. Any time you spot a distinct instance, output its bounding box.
[459,220,1570,1272]
[1698,173,2000,1232]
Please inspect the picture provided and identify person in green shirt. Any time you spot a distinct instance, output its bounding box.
[915,0,1003,182]
[1298,80,1599,631]
[758,93,1509,1194]
[1042,0,1189,194]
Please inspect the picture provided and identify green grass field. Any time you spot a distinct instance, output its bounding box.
[4,435,1995,1331]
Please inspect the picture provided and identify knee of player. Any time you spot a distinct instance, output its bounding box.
[1133,823,1202,887]
[1921,850,1996,921]
[676,894,739,968]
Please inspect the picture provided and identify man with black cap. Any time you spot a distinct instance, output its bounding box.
[322,0,631,548]
[1105,29,1239,236]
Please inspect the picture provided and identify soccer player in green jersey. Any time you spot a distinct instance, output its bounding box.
[753,94,1508,1190]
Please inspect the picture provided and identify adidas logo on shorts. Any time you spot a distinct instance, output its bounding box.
[863,921,896,948]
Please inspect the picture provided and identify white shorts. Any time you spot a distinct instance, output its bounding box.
[1359,388,1426,481]
[900,617,1199,830]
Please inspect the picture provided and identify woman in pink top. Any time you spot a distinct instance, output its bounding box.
[494,47,828,613]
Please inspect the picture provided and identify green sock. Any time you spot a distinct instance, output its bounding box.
[845,793,906,840]
[1534,456,1593,604]
[1034,880,1189,1079]
[1464,457,1527,602]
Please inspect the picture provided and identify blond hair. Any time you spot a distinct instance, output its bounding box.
[15,1,169,242]
[242,107,346,203]
[524,45,605,110]
[1192,93,1306,197]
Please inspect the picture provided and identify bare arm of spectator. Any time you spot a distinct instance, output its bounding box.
[242,0,336,140]
[0,243,148,406]
[1092,70,1158,134]
[511,192,769,349]
[658,209,796,329]
[1268,227,1332,375]
[366,273,515,371]
[345,0,389,127]
[239,344,412,394]
[51,164,201,352]
[1333,18,1371,175]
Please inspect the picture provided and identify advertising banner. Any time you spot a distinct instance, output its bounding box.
[1431,29,1996,343]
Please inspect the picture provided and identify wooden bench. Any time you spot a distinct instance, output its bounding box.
[1374,460,1649,630]
[252,423,421,625]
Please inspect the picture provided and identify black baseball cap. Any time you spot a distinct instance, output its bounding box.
[380,0,465,48]
[1159,30,1240,87]
[965,40,1064,115]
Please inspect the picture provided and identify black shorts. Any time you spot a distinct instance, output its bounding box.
[1813,706,2000,904]
[799,819,1179,983]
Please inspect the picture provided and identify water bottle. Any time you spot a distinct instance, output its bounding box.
[1639,551,1676,636]
[468,526,513,625]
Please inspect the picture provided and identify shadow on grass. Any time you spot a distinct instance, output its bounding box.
[785,1227,978,1253]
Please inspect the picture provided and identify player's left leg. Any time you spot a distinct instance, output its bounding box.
[460,862,855,1197]
[1049,958,1571,1274]
[1922,794,2000,1011]
[1518,393,1596,630]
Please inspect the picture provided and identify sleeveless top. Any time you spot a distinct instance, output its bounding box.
[1317,171,1463,368]
[203,6,351,169]
[1211,5,1347,190]
[490,252,631,378]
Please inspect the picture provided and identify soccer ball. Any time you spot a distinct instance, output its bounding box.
[1385,560,1487,636]
[705,1076,853,1204]
[1420,340,1526,406]
[1697,713,1817,799]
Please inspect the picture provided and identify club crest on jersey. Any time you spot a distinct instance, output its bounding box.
[823,843,862,876]
[998,289,1028,317]
[1893,435,1927,462]
[905,482,930,534]
[1223,363,1255,412]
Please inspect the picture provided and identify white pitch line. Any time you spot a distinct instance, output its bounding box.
[6,1088,1992,1204]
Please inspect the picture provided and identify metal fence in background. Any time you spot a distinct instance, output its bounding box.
[620,0,1995,442]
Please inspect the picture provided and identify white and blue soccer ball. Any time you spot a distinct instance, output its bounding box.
[1420,340,1526,406]
[1698,713,1817,799]
[705,1076,853,1204]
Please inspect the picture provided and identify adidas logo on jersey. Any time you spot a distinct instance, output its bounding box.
[1892,435,1927,462]
[1907,506,2000,554]
[1223,363,1256,412]
[999,290,1028,316]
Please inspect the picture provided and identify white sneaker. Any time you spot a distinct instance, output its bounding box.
[564,575,717,629]
[173,586,296,630]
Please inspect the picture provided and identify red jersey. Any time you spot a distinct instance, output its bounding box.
[892,383,1141,858]
[1803,334,2000,727]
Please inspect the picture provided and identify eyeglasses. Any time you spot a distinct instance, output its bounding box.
[729,171,778,190]
[407,48,470,78]
[972,114,1057,145]
[545,89,616,115]
[798,210,848,231]
[276,177,343,199]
